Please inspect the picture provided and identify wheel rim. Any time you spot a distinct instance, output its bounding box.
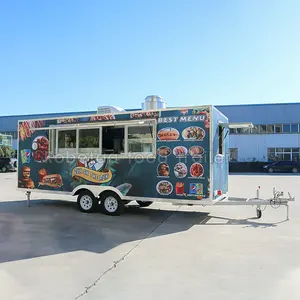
[1,167,6,172]
[80,195,93,210]
[269,168,273,173]
[292,168,297,173]
[104,196,118,213]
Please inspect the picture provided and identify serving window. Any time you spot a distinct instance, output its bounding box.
[48,119,156,158]
[57,130,77,155]
[128,126,153,153]
[79,128,100,154]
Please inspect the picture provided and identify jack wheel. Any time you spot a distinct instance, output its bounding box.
[256,208,262,219]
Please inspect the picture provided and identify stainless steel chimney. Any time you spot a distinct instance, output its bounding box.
[142,95,166,110]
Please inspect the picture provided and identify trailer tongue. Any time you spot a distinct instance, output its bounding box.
[214,187,295,220]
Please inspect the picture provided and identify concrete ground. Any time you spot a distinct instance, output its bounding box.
[0,172,300,300]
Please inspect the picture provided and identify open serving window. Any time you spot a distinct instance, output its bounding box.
[48,119,156,158]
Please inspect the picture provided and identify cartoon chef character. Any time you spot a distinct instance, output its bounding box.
[18,166,35,189]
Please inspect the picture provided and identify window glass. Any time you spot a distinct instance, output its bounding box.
[267,125,274,133]
[291,124,298,133]
[292,148,300,153]
[275,125,282,133]
[102,126,124,154]
[229,148,238,161]
[282,124,290,133]
[242,128,250,134]
[284,148,291,152]
[283,153,291,161]
[58,130,76,148]
[128,126,153,153]
[267,148,275,161]
[251,125,259,134]
[229,128,236,134]
[260,125,267,133]
[79,129,99,153]
[58,130,76,149]
[292,153,300,161]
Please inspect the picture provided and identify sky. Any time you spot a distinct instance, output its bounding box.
[0,0,299,116]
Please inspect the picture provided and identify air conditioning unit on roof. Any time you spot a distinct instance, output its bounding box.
[97,106,125,114]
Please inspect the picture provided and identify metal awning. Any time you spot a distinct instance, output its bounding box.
[220,122,254,129]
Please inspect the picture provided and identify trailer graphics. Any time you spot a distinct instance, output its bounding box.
[18,105,229,203]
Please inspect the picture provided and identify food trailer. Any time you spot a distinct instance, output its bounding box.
[17,96,294,218]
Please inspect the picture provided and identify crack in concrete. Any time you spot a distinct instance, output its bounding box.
[74,207,180,299]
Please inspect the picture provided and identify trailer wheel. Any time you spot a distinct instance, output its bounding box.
[100,192,124,216]
[137,201,153,208]
[77,191,97,213]
[256,208,262,219]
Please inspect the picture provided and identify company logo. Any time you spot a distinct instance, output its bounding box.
[189,183,203,195]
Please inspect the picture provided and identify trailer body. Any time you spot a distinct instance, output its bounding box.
[17,105,229,204]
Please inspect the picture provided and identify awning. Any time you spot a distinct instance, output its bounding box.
[220,122,254,129]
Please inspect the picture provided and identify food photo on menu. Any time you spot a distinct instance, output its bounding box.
[157,127,179,141]
[175,182,185,195]
[156,181,173,196]
[182,126,205,141]
[190,163,204,178]
[189,145,204,157]
[157,146,171,157]
[157,163,170,177]
[173,146,187,157]
[174,163,187,178]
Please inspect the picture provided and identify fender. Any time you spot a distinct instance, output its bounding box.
[72,185,124,199]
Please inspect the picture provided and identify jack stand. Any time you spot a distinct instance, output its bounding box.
[26,191,31,207]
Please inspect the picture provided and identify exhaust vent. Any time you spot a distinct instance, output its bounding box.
[142,95,166,110]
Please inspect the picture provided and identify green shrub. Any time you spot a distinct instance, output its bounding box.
[0,145,14,158]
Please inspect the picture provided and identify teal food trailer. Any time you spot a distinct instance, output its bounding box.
[17,96,294,218]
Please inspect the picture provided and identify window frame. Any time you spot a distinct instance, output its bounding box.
[127,124,155,154]
[48,119,157,158]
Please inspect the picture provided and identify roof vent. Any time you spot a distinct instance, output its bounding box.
[97,106,125,114]
[142,95,166,110]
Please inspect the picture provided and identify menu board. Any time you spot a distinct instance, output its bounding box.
[155,108,210,200]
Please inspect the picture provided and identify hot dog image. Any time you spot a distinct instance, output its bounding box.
[157,127,179,141]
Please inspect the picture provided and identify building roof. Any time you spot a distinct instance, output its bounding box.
[1,102,300,132]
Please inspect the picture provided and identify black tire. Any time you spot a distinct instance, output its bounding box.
[256,208,262,219]
[292,167,298,173]
[14,161,17,168]
[77,190,97,213]
[100,192,124,216]
[137,201,153,207]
